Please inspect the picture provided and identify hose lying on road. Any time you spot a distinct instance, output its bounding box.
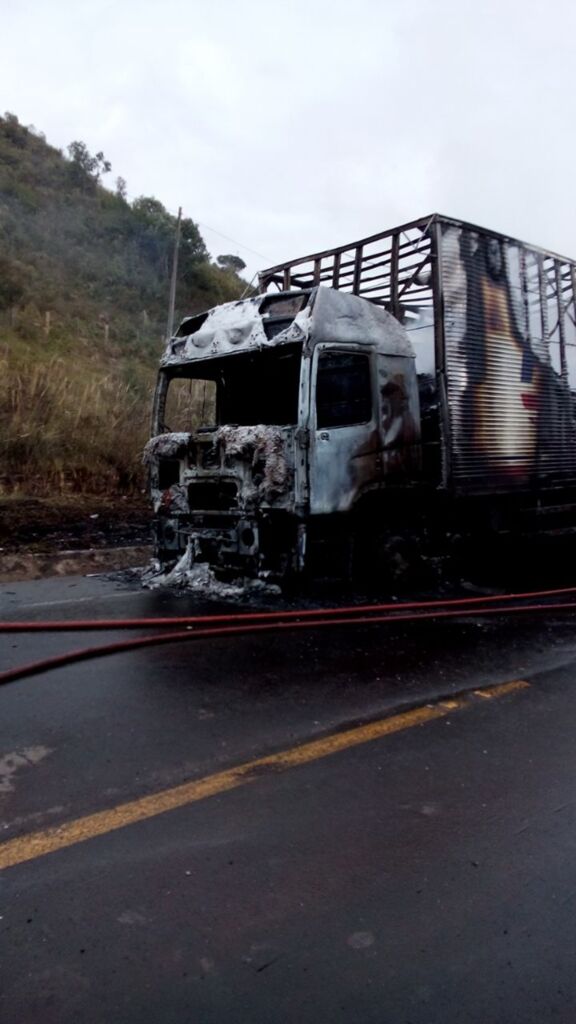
[3,584,576,632]
[2,586,576,686]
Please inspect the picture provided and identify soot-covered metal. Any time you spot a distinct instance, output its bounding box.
[260,214,576,495]
[146,215,576,582]
[147,287,418,578]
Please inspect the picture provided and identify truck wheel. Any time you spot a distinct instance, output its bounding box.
[353,526,426,590]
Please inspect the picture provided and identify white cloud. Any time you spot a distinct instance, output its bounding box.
[2,0,576,278]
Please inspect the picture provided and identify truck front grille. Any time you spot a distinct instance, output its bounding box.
[188,480,238,511]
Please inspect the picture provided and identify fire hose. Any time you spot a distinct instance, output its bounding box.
[2,585,576,687]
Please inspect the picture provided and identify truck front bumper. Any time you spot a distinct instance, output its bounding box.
[154,511,305,579]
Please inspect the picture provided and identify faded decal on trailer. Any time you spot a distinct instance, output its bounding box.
[441,225,576,488]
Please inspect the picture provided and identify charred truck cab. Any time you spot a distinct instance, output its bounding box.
[146,286,421,579]
[147,214,576,581]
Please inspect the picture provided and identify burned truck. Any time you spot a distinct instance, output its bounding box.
[146,214,576,580]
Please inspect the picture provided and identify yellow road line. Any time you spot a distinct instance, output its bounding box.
[0,679,529,871]
[473,681,527,700]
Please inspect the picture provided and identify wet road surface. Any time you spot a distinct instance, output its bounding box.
[2,574,576,1021]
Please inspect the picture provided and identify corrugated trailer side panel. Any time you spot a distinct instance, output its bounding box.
[438,220,576,493]
[259,214,576,495]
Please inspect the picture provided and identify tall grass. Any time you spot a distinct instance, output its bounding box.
[0,334,155,494]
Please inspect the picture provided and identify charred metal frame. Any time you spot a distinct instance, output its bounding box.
[149,215,576,578]
[259,213,576,489]
[259,214,436,315]
[258,214,576,345]
[259,215,442,483]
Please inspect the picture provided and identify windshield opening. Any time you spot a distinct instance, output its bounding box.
[161,377,217,433]
[157,344,302,432]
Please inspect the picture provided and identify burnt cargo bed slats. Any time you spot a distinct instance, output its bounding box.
[260,214,576,496]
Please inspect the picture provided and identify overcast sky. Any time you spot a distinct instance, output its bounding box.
[3,0,576,280]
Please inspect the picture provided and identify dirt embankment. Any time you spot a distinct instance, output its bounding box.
[0,494,152,554]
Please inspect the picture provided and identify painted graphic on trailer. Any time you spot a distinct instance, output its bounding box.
[441,224,576,488]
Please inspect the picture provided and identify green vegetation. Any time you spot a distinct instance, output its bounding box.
[1,331,151,494]
[0,112,248,496]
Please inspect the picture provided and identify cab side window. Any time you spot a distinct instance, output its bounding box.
[316,351,372,428]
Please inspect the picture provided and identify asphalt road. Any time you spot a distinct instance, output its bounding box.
[2,573,576,1022]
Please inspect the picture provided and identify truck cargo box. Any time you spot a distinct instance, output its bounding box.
[259,214,576,495]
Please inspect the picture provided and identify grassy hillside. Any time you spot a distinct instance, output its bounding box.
[0,112,247,496]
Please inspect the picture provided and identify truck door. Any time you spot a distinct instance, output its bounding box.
[308,346,380,514]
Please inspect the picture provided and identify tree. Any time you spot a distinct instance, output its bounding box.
[132,195,171,223]
[115,176,128,201]
[0,258,27,310]
[67,141,112,188]
[130,200,209,284]
[180,217,208,265]
[217,254,246,274]
[178,217,209,291]
[131,196,175,274]
[2,111,28,148]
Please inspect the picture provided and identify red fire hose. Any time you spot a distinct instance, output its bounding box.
[2,585,576,687]
[3,584,576,633]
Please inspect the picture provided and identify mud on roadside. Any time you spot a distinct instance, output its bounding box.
[0,494,152,554]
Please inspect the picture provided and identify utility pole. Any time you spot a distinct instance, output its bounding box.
[166,205,182,342]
